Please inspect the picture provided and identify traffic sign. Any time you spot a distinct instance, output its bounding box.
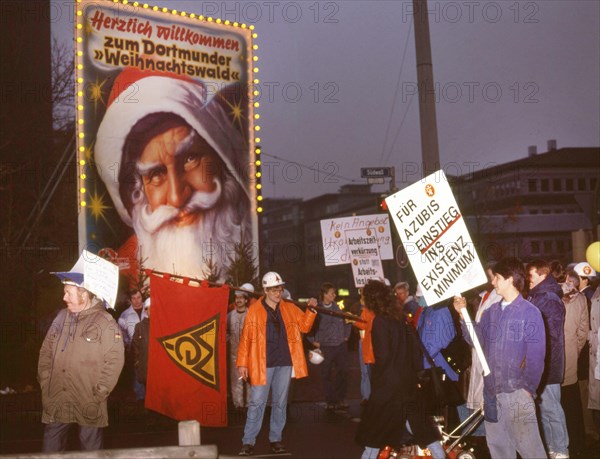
[361,167,393,178]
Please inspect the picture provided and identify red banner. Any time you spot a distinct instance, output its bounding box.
[146,274,229,426]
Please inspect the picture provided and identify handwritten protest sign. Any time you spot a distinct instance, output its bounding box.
[385,171,486,306]
[320,214,392,266]
[345,228,385,287]
[83,250,120,309]
[52,250,119,308]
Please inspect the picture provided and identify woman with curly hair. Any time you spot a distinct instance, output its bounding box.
[355,280,444,459]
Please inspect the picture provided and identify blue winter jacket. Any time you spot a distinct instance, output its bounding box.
[418,305,458,381]
[527,275,566,387]
[462,295,546,422]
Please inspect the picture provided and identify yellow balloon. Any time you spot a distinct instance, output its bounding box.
[586,241,600,272]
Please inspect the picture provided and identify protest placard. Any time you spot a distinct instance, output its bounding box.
[385,171,487,305]
[345,228,385,288]
[83,250,120,309]
[320,214,392,266]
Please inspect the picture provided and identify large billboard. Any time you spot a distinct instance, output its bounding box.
[75,0,258,282]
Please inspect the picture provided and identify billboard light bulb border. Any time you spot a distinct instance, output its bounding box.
[75,0,261,211]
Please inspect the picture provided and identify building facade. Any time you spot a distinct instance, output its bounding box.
[259,185,397,297]
[454,146,599,264]
[259,146,599,297]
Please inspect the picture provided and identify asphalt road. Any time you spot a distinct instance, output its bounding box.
[0,351,367,458]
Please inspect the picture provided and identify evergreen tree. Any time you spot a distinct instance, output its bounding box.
[225,236,258,287]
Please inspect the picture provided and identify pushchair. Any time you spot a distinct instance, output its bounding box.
[377,408,485,459]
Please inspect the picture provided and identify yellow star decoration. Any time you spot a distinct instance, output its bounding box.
[88,188,112,227]
[83,141,94,162]
[88,76,110,113]
[219,95,246,139]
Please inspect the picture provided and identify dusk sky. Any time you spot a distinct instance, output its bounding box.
[52,0,600,199]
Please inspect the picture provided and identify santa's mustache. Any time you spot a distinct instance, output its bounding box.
[134,179,222,234]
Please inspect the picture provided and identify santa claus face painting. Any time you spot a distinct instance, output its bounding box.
[94,73,254,280]
[138,125,221,224]
[126,118,247,278]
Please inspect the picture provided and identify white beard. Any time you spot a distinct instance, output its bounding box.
[131,181,246,279]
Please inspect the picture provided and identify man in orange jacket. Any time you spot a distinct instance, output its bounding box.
[237,272,318,456]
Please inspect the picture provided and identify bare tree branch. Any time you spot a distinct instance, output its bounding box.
[51,37,75,131]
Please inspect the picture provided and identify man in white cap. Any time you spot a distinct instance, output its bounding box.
[38,259,124,451]
[573,262,599,437]
[574,262,597,304]
[236,272,318,456]
[227,282,254,410]
[94,68,252,279]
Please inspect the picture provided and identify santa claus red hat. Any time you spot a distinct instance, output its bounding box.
[94,67,250,226]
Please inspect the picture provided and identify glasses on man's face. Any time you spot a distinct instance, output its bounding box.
[266,286,284,293]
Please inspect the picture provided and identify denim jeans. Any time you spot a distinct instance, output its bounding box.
[242,366,292,445]
[133,378,146,401]
[320,342,349,404]
[358,341,371,400]
[456,404,486,436]
[538,383,569,455]
[485,389,546,459]
[43,422,103,452]
[361,446,379,458]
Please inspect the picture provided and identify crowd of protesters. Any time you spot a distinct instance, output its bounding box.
[452,258,599,459]
[37,254,599,458]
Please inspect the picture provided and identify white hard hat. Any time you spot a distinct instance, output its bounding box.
[262,272,285,289]
[574,262,597,278]
[240,283,255,292]
[282,289,292,300]
[308,349,324,365]
[236,283,254,296]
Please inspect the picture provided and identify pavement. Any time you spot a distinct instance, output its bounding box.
[3,350,597,458]
[0,352,367,458]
